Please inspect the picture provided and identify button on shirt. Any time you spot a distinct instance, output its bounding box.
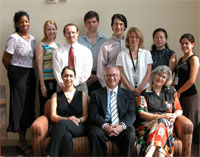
[53,42,93,87]
[78,32,107,72]
[97,35,127,87]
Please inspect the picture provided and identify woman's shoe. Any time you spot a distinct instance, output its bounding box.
[17,145,33,156]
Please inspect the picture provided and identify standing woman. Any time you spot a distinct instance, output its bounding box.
[174,33,200,154]
[116,27,152,96]
[2,11,36,155]
[36,20,58,115]
[151,28,177,72]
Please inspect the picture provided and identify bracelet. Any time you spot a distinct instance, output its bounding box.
[138,86,142,90]
[41,86,46,90]
[79,118,82,123]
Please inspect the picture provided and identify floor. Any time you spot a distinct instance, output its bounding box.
[1,146,28,156]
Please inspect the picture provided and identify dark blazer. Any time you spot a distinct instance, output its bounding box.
[89,87,136,128]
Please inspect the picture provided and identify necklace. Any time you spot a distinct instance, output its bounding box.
[64,89,76,103]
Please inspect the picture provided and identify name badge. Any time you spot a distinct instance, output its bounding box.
[174,76,179,85]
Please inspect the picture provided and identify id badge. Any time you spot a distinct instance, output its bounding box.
[174,76,179,85]
[49,81,54,90]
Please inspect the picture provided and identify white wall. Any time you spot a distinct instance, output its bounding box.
[0,0,199,140]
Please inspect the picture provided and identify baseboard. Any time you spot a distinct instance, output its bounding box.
[1,139,32,146]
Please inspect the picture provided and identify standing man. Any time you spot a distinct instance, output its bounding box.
[53,23,93,94]
[88,65,136,156]
[78,11,107,95]
[97,14,128,87]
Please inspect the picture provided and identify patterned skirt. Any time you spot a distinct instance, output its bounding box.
[137,118,174,157]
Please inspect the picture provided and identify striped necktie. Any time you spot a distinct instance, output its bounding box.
[110,91,119,125]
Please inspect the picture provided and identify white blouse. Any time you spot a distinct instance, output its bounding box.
[5,33,36,68]
[116,48,153,89]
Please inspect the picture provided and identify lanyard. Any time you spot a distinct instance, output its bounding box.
[129,48,138,72]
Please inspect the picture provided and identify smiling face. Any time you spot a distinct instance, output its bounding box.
[153,31,167,50]
[104,67,120,89]
[128,31,140,49]
[45,23,57,40]
[85,17,99,33]
[64,25,79,45]
[112,18,125,38]
[17,16,30,34]
[180,38,194,55]
[62,68,75,87]
[153,72,168,88]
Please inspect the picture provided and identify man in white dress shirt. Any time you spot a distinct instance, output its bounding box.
[53,23,93,94]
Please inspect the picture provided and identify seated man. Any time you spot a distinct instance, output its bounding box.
[88,64,136,156]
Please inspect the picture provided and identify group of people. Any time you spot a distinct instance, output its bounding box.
[2,9,200,156]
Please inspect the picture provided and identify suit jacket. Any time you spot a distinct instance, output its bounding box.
[89,87,136,128]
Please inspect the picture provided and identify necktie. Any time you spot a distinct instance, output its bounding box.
[110,91,119,125]
[68,46,75,70]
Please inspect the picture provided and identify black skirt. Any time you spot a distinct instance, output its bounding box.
[7,65,36,132]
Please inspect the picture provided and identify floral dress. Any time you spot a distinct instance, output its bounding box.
[136,86,182,156]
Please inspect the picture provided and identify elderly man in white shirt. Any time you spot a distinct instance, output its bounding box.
[53,23,93,94]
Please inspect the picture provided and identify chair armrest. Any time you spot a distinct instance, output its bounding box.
[175,115,193,156]
[31,115,49,156]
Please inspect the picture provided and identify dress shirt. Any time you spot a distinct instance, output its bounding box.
[53,41,93,87]
[97,35,127,87]
[116,48,153,89]
[78,32,107,72]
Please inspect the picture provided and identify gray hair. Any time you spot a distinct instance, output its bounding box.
[104,64,120,76]
[150,65,172,86]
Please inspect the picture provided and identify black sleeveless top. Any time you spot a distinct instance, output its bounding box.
[56,90,83,118]
[175,54,197,97]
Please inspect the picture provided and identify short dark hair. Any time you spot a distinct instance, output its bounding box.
[111,14,127,30]
[61,66,76,76]
[63,23,79,34]
[84,11,99,23]
[13,10,30,32]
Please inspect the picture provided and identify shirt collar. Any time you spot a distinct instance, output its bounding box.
[106,86,118,94]
[65,41,79,49]
[111,34,125,41]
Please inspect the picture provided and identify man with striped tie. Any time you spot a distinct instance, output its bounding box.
[88,64,136,156]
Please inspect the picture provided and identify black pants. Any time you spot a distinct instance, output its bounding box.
[88,125,136,156]
[46,120,86,156]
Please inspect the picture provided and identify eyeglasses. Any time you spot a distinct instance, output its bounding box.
[105,74,119,77]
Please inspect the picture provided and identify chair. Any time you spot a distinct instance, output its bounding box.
[31,99,193,156]
[0,123,1,156]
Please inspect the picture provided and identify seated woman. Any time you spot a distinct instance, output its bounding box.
[46,66,88,156]
[136,65,182,157]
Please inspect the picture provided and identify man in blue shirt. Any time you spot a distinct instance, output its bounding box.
[78,11,107,95]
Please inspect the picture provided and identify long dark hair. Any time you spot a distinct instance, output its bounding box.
[151,28,169,51]
[13,10,29,32]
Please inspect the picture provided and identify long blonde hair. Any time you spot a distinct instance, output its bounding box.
[41,20,57,42]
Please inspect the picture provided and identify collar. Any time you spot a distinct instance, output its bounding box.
[106,86,118,94]
[111,34,125,41]
[65,41,79,49]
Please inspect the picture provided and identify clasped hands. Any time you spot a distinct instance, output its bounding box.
[104,124,123,137]
[160,113,177,124]
[68,116,80,126]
